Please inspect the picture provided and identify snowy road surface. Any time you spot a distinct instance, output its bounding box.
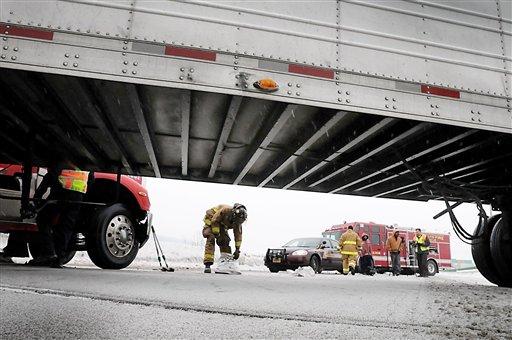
[1,265,511,339]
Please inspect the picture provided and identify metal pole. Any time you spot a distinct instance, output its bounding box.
[20,133,34,218]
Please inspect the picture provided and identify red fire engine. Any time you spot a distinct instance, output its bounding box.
[322,222,452,276]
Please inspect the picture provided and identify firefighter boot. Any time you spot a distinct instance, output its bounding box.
[204,263,212,273]
[349,266,356,275]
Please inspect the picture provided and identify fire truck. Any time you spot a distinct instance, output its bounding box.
[322,222,452,276]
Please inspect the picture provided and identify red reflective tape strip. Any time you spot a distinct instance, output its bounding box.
[0,221,38,233]
[421,85,460,99]
[0,24,53,41]
[165,46,216,61]
[288,64,334,79]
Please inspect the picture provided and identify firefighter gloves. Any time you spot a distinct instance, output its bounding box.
[233,249,240,260]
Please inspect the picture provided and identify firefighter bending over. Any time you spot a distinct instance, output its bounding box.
[339,225,362,275]
[202,203,247,274]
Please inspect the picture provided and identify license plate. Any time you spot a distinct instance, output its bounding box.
[272,258,282,263]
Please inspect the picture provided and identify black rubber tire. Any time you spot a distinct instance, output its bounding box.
[268,266,280,273]
[427,259,438,276]
[28,240,44,258]
[472,214,504,286]
[490,214,512,288]
[87,204,139,269]
[309,255,322,273]
[28,240,75,265]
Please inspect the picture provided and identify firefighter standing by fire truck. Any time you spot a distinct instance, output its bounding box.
[202,203,247,273]
[338,225,362,275]
[412,228,431,277]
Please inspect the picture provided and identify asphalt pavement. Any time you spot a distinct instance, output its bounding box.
[1,264,511,339]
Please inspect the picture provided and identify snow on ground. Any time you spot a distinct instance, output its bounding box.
[2,265,511,339]
[69,238,268,271]
[437,269,495,286]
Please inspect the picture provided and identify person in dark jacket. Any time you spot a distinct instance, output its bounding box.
[359,233,375,275]
[28,162,88,267]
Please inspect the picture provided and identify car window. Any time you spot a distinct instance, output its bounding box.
[371,234,380,245]
[0,175,21,191]
[321,240,332,248]
[372,225,380,234]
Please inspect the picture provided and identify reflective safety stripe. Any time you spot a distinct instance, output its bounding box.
[204,253,214,262]
[204,207,220,226]
[340,251,358,255]
[235,241,242,247]
[416,235,429,252]
[343,240,357,245]
[58,170,89,193]
[212,226,220,235]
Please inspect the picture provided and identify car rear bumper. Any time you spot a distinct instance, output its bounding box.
[265,249,308,268]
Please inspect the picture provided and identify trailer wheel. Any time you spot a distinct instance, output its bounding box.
[471,214,504,286]
[309,255,322,273]
[427,260,438,276]
[87,204,138,269]
[489,214,512,288]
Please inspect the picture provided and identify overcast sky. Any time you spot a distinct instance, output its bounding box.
[146,178,490,260]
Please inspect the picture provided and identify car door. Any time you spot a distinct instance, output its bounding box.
[327,239,342,270]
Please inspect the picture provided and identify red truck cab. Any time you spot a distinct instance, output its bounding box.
[0,164,152,269]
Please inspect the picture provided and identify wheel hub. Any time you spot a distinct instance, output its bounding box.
[427,262,435,275]
[105,215,134,258]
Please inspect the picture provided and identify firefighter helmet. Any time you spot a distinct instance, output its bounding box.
[361,233,369,241]
[231,203,247,224]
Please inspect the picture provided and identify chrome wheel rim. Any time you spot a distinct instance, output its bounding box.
[105,215,134,258]
[427,261,435,275]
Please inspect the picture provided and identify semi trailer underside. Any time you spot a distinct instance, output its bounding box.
[0,67,510,204]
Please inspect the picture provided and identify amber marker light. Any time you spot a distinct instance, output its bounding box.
[253,78,279,92]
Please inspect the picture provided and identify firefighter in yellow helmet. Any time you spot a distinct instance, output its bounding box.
[338,225,362,275]
[202,203,247,273]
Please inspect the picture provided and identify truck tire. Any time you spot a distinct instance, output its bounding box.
[28,240,76,265]
[471,214,504,286]
[87,204,138,269]
[489,214,512,288]
[427,259,438,276]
